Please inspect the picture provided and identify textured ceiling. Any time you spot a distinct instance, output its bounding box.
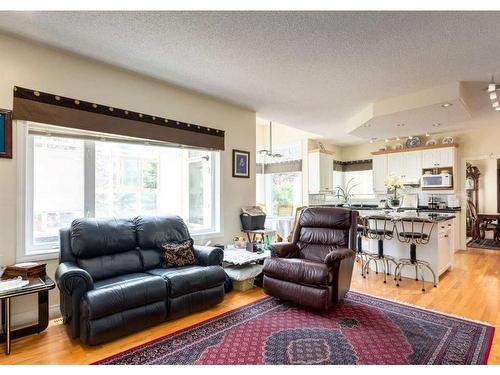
[0,11,499,144]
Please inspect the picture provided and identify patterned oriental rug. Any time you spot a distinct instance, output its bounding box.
[94,292,495,365]
[467,239,500,250]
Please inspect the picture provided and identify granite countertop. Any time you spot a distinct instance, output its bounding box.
[309,204,461,213]
[358,210,456,222]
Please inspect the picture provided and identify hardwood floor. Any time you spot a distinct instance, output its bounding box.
[0,248,498,365]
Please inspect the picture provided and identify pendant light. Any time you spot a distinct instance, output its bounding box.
[258,122,283,158]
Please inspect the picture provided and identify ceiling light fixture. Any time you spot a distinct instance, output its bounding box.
[258,121,283,158]
[441,103,452,108]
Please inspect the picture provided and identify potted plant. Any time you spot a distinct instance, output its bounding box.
[385,175,404,208]
[335,178,359,206]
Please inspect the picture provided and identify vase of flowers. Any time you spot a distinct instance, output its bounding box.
[385,175,404,208]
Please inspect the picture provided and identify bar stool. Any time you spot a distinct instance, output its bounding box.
[356,217,369,277]
[393,217,437,292]
[363,214,398,283]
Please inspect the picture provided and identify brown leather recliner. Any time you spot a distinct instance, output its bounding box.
[263,207,358,310]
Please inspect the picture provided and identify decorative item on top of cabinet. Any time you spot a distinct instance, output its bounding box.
[406,136,421,148]
[442,136,454,145]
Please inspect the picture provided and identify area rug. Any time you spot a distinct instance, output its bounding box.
[467,239,500,250]
[93,292,495,365]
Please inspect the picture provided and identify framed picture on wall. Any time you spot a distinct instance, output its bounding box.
[232,149,250,178]
[0,109,13,159]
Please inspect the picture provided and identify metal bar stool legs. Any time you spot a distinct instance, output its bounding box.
[394,218,438,292]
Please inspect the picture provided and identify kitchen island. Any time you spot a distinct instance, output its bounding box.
[357,210,456,284]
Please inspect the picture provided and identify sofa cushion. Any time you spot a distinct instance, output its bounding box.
[81,273,166,320]
[71,217,137,258]
[263,257,333,287]
[162,239,196,267]
[146,265,225,298]
[77,250,143,281]
[135,216,191,249]
[140,248,164,270]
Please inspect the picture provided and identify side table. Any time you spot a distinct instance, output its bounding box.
[241,229,276,243]
[0,276,55,354]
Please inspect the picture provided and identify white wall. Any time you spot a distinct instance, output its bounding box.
[0,33,256,326]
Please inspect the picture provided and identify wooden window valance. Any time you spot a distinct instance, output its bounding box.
[12,86,225,151]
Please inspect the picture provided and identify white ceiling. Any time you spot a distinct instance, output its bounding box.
[0,11,499,145]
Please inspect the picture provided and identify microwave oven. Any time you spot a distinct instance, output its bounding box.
[421,173,453,188]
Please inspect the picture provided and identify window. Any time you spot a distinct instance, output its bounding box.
[262,172,302,217]
[333,170,375,199]
[19,122,220,259]
[256,142,303,217]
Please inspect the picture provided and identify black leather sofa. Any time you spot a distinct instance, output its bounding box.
[55,216,225,345]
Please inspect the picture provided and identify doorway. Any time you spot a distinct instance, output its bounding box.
[465,157,500,250]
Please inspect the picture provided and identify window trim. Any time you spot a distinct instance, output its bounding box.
[16,121,222,262]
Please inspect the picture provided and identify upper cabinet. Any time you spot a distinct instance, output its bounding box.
[373,154,388,193]
[371,144,458,194]
[422,147,455,168]
[308,150,334,193]
[387,150,422,183]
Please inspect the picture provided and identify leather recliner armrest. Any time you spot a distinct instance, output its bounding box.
[269,242,300,258]
[324,248,355,266]
[192,245,224,266]
[55,262,94,295]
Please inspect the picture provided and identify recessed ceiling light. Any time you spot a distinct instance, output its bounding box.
[441,103,452,108]
[490,92,497,100]
[493,101,499,108]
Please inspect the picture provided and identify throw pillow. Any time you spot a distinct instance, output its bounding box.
[161,239,196,267]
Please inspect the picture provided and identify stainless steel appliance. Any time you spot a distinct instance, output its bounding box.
[421,173,453,188]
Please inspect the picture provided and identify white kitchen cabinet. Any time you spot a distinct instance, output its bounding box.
[372,154,388,193]
[401,150,422,183]
[387,153,402,178]
[308,150,334,193]
[422,147,455,168]
[437,219,454,275]
[386,151,422,183]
